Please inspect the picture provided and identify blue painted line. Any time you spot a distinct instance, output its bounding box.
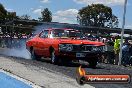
[0,72,32,88]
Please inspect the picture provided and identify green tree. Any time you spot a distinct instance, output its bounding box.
[77,4,119,28]
[6,12,17,21]
[40,8,52,22]
[38,17,43,21]
[0,3,7,23]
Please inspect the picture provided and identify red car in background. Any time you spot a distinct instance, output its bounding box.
[26,28,105,68]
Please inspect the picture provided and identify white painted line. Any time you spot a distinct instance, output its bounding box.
[0,69,42,88]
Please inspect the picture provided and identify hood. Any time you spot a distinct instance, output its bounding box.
[59,39,104,46]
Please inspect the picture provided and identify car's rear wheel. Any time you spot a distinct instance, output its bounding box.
[31,48,41,61]
[51,50,59,64]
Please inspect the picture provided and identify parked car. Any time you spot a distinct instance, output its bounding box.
[26,28,105,68]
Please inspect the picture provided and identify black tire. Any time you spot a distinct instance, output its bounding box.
[88,58,98,68]
[51,50,59,64]
[31,48,41,61]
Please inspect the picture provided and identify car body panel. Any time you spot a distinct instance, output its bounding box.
[26,28,105,60]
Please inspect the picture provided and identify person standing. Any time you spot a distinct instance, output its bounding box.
[122,39,131,66]
[105,41,114,64]
[114,36,120,65]
[129,43,132,66]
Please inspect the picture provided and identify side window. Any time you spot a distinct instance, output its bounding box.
[39,30,49,38]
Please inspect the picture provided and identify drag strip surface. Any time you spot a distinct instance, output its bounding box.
[0,56,94,88]
[4,56,131,88]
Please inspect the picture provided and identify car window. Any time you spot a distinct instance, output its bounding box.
[39,30,49,38]
[52,29,83,38]
[52,29,66,37]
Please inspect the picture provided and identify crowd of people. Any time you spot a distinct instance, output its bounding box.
[100,36,132,66]
[0,33,30,49]
[83,34,132,66]
[0,32,32,39]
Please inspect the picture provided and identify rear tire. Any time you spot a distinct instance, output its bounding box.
[51,50,59,64]
[31,48,41,61]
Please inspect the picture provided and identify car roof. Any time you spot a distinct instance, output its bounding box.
[43,28,75,31]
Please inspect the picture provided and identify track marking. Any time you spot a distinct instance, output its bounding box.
[0,69,41,88]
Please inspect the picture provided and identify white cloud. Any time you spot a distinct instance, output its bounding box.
[55,9,78,17]
[53,16,75,23]
[33,8,42,15]
[126,25,132,29]
[40,0,50,3]
[5,8,14,12]
[73,0,125,6]
[53,9,78,24]
[39,6,43,8]
[32,8,78,24]
[30,8,34,10]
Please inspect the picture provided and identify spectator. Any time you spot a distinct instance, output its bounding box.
[114,36,120,65]
[105,41,114,64]
[122,39,131,66]
[129,44,132,66]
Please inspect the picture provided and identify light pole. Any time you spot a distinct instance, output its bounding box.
[118,0,128,65]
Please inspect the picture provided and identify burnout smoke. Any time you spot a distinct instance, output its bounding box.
[0,38,31,59]
[2,48,31,59]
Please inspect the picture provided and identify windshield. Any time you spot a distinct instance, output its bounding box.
[52,29,84,38]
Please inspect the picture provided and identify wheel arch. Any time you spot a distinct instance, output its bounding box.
[30,46,33,52]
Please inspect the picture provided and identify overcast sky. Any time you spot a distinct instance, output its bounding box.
[0,0,132,29]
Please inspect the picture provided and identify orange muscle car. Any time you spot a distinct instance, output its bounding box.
[26,28,105,67]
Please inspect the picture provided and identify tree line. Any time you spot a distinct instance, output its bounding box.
[0,3,119,28]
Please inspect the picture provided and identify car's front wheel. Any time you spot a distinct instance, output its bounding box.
[51,50,59,64]
[31,48,41,61]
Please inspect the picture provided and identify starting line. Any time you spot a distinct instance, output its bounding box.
[0,69,41,88]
